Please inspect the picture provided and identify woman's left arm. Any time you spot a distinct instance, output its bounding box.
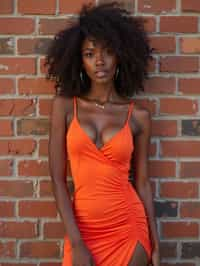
[132,108,160,264]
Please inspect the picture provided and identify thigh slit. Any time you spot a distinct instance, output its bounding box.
[127,240,149,266]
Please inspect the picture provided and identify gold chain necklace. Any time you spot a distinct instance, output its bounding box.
[82,90,114,109]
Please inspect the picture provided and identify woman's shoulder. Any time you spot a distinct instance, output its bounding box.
[131,101,151,131]
[51,95,73,117]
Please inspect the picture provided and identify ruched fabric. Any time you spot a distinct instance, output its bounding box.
[62,96,152,265]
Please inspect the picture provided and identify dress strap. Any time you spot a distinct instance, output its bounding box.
[127,100,134,122]
[73,96,77,118]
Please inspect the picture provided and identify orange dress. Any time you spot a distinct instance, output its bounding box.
[63,96,152,265]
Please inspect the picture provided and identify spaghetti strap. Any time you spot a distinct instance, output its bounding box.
[73,96,77,118]
[127,100,134,123]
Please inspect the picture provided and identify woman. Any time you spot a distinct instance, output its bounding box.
[46,2,160,266]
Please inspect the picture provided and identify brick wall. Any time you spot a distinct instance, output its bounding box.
[0,0,199,265]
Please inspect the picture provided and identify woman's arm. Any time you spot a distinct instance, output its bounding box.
[132,108,159,252]
[48,96,82,246]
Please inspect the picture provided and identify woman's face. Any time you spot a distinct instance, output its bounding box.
[81,37,118,84]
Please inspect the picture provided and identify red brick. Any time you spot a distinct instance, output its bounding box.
[160,242,177,258]
[18,160,49,177]
[149,36,176,54]
[160,98,198,115]
[180,202,200,218]
[0,160,12,176]
[180,37,200,54]
[0,0,13,14]
[39,18,75,35]
[149,160,176,178]
[20,241,60,258]
[18,78,55,95]
[0,99,35,116]
[144,76,175,94]
[180,162,200,178]
[0,202,14,217]
[43,222,65,238]
[59,0,95,14]
[0,120,13,136]
[138,0,176,13]
[0,58,36,75]
[0,221,37,238]
[0,78,14,94]
[152,120,177,137]
[17,38,52,55]
[160,56,199,73]
[39,139,48,156]
[181,0,200,12]
[161,141,200,157]
[39,180,53,197]
[0,18,35,34]
[19,201,57,217]
[0,180,33,197]
[160,16,198,33]
[179,78,200,94]
[0,139,36,155]
[17,119,49,136]
[40,263,61,266]
[39,99,53,115]
[18,0,56,15]
[162,222,199,238]
[0,264,36,266]
[160,182,198,198]
[0,241,15,258]
[99,0,134,12]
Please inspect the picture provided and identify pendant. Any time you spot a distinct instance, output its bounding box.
[95,103,105,109]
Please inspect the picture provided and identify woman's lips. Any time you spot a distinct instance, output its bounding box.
[95,71,107,78]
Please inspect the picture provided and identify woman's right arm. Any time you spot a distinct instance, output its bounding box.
[48,95,82,246]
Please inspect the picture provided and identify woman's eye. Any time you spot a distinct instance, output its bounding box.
[84,52,93,57]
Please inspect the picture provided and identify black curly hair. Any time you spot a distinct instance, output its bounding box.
[45,2,154,98]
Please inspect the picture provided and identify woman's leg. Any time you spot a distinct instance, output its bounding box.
[128,241,149,266]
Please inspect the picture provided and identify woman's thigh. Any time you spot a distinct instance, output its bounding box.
[127,241,148,266]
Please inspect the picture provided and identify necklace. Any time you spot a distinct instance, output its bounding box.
[82,90,114,110]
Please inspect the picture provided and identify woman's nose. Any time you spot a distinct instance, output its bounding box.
[96,51,105,65]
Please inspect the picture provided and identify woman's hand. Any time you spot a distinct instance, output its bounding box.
[149,246,160,266]
[72,239,95,266]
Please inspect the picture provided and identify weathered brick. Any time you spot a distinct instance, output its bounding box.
[60,0,95,14]
[0,221,37,238]
[0,0,13,14]
[182,119,200,136]
[160,56,199,73]
[17,119,49,135]
[149,160,176,178]
[138,0,176,13]
[18,160,49,177]
[144,76,176,94]
[160,242,177,258]
[180,202,200,218]
[160,182,198,198]
[0,38,14,54]
[160,98,198,115]
[18,38,52,55]
[0,241,15,258]
[0,18,35,34]
[19,201,57,217]
[181,242,200,258]
[0,99,35,116]
[0,78,14,94]
[0,180,34,197]
[180,162,200,178]
[179,78,200,94]
[0,160,13,176]
[18,0,56,15]
[152,120,177,137]
[160,16,198,33]
[20,241,60,258]
[180,37,200,54]
[39,18,75,35]
[0,139,36,155]
[43,222,65,238]
[0,58,36,75]
[149,36,176,54]
[154,201,178,218]
[0,120,13,136]
[98,0,134,12]
[181,0,200,12]
[18,78,55,95]
[162,221,199,238]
